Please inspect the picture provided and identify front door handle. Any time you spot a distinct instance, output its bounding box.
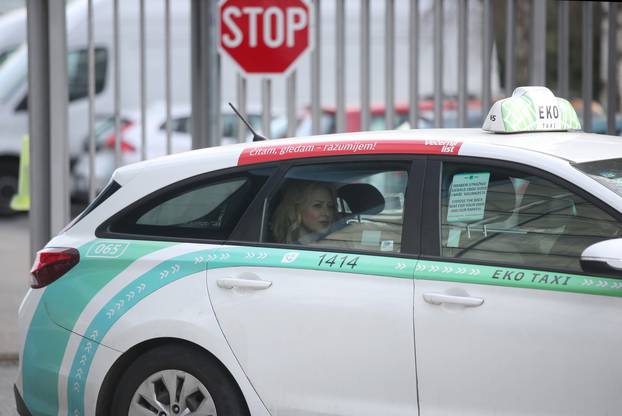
[217,277,272,290]
[423,292,484,307]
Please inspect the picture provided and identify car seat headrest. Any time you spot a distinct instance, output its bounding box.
[337,183,385,215]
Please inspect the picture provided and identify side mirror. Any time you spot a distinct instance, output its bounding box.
[580,238,622,278]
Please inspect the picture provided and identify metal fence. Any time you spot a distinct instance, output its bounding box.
[25,0,618,255]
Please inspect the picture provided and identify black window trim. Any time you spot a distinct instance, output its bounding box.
[227,154,426,258]
[422,155,622,277]
[67,180,121,231]
[96,162,282,244]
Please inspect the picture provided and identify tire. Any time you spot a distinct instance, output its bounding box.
[0,160,18,216]
[111,344,249,416]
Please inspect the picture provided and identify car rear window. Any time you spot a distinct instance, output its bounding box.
[102,168,274,241]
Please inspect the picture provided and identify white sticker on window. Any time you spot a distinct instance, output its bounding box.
[447,172,491,223]
[380,240,394,251]
[446,228,462,247]
[361,230,381,246]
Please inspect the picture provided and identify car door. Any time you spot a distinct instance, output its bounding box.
[414,159,622,416]
[206,158,422,416]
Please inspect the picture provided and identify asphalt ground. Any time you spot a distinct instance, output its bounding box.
[0,214,30,359]
[0,361,18,416]
[0,214,29,416]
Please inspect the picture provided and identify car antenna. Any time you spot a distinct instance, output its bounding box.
[228,102,268,142]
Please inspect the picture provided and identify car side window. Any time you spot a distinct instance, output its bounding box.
[440,163,622,272]
[264,162,409,253]
[108,168,274,240]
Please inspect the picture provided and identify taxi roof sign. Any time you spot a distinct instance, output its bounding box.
[482,86,581,133]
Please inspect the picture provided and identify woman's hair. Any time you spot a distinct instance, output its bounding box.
[271,181,336,244]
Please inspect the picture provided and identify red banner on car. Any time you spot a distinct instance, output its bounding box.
[238,139,462,165]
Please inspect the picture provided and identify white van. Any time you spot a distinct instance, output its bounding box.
[0,0,191,213]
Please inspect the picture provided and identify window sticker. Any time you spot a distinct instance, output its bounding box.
[238,139,463,165]
[380,240,394,251]
[447,228,462,247]
[447,172,491,223]
[361,229,381,246]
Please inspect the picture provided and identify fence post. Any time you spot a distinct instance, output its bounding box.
[583,2,593,133]
[530,0,546,85]
[607,2,618,135]
[191,1,221,149]
[557,1,569,98]
[26,0,69,259]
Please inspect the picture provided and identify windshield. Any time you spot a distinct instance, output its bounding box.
[574,158,622,197]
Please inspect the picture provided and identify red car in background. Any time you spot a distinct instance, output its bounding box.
[296,99,482,135]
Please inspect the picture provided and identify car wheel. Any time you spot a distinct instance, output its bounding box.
[0,160,18,216]
[111,344,249,416]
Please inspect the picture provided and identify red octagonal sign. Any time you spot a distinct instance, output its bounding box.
[219,0,313,76]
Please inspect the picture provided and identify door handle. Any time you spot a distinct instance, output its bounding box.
[217,277,272,290]
[423,292,484,307]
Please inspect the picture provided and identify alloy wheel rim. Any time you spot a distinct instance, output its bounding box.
[129,369,216,416]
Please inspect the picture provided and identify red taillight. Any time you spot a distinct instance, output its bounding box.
[103,120,136,153]
[104,135,136,153]
[30,247,80,289]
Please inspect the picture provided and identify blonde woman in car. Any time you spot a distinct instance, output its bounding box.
[271,181,337,244]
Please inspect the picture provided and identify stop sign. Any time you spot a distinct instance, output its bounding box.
[219,0,313,75]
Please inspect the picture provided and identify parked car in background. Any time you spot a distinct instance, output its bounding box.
[295,99,482,136]
[71,104,276,200]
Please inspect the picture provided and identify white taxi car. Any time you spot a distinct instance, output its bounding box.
[15,87,622,416]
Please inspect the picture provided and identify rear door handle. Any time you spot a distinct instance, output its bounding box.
[217,278,272,290]
[423,292,484,307]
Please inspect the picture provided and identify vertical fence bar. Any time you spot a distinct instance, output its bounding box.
[113,0,121,168]
[557,1,569,98]
[140,0,146,159]
[262,79,271,136]
[505,0,515,96]
[206,0,221,147]
[458,0,467,127]
[165,0,172,154]
[336,0,345,133]
[311,0,321,134]
[26,0,51,257]
[385,0,395,129]
[531,0,546,85]
[608,2,618,135]
[434,0,443,127]
[482,0,492,118]
[88,0,96,201]
[361,0,370,131]
[236,74,247,142]
[409,0,419,128]
[287,72,297,137]
[191,0,202,149]
[49,1,69,232]
[583,2,593,133]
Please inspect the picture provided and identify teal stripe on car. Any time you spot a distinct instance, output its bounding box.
[65,246,415,415]
[64,245,620,415]
[22,240,174,416]
[66,248,209,416]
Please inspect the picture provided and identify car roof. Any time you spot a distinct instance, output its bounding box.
[112,128,622,187]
